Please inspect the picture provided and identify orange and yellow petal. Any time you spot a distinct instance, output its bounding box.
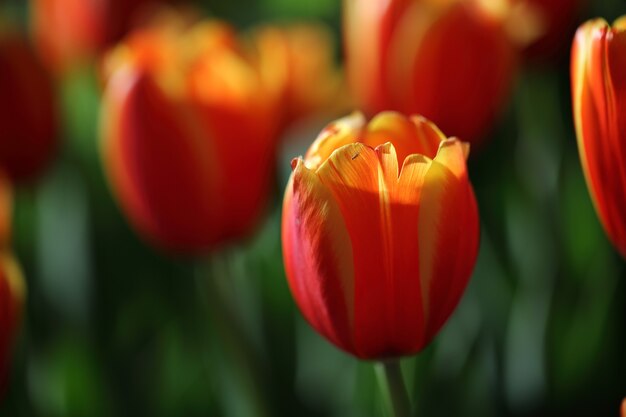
[0,174,11,249]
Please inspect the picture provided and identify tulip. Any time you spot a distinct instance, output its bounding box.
[282,112,479,359]
[249,24,347,128]
[571,17,626,257]
[101,20,280,253]
[622,398,626,417]
[30,0,160,73]
[519,0,583,60]
[0,173,11,249]
[0,32,58,183]
[0,252,25,394]
[344,0,518,146]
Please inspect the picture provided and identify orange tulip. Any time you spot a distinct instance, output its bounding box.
[282,112,479,359]
[30,0,162,73]
[344,0,518,146]
[0,252,25,394]
[101,20,280,253]
[622,398,626,417]
[249,24,347,128]
[0,173,11,249]
[571,17,626,257]
[0,32,58,183]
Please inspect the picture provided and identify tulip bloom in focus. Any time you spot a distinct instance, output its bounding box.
[0,252,25,394]
[282,112,479,359]
[571,17,626,257]
[101,20,280,253]
[344,0,518,145]
[0,32,58,183]
[30,0,161,73]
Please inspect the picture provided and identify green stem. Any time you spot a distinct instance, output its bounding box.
[196,254,270,417]
[380,360,412,417]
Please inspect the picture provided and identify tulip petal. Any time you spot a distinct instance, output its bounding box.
[283,160,356,353]
[317,142,435,358]
[101,67,219,252]
[572,19,626,256]
[305,112,366,170]
[418,139,478,343]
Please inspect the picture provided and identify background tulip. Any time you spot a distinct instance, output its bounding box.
[344,0,518,146]
[0,32,58,183]
[0,252,24,395]
[249,24,347,128]
[101,20,280,253]
[571,17,626,257]
[30,0,164,74]
[282,112,479,359]
[519,0,583,61]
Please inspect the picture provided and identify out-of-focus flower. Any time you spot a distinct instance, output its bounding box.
[249,24,348,128]
[0,173,11,249]
[282,111,479,359]
[344,0,519,146]
[101,20,280,253]
[0,252,25,394]
[30,0,164,73]
[621,398,626,417]
[0,31,58,183]
[571,17,626,258]
[518,0,584,61]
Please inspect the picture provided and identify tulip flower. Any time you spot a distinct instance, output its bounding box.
[30,0,161,73]
[519,0,583,60]
[0,252,25,394]
[0,32,58,183]
[344,0,518,146]
[282,112,479,359]
[249,24,347,128]
[571,17,626,257]
[101,20,280,253]
[622,398,626,417]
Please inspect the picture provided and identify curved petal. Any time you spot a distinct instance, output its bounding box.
[572,19,626,257]
[417,139,479,344]
[282,160,356,353]
[101,66,219,253]
[304,112,366,170]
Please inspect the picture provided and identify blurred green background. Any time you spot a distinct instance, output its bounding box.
[1,0,626,416]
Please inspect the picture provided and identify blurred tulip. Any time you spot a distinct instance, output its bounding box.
[0,32,58,183]
[519,0,583,61]
[249,24,348,128]
[344,0,518,146]
[282,112,479,359]
[0,173,11,249]
[101,20,280,253]
[0,252,25,394]
[571,17,626,258]
[30,0,163,73]
[622,398,626,417]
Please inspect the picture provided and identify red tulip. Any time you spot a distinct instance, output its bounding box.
[30,0,162,73]
[282,112,479,359]
[519,0,584,60]
[571,17,626,257]
[101,21,280,253]
[0,173,11,249]
[0,252,25,394]
[344,0,518,146]
[0,32,58,183]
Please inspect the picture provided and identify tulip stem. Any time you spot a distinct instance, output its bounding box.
[197,255,270,417]
[380,360,412,417]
